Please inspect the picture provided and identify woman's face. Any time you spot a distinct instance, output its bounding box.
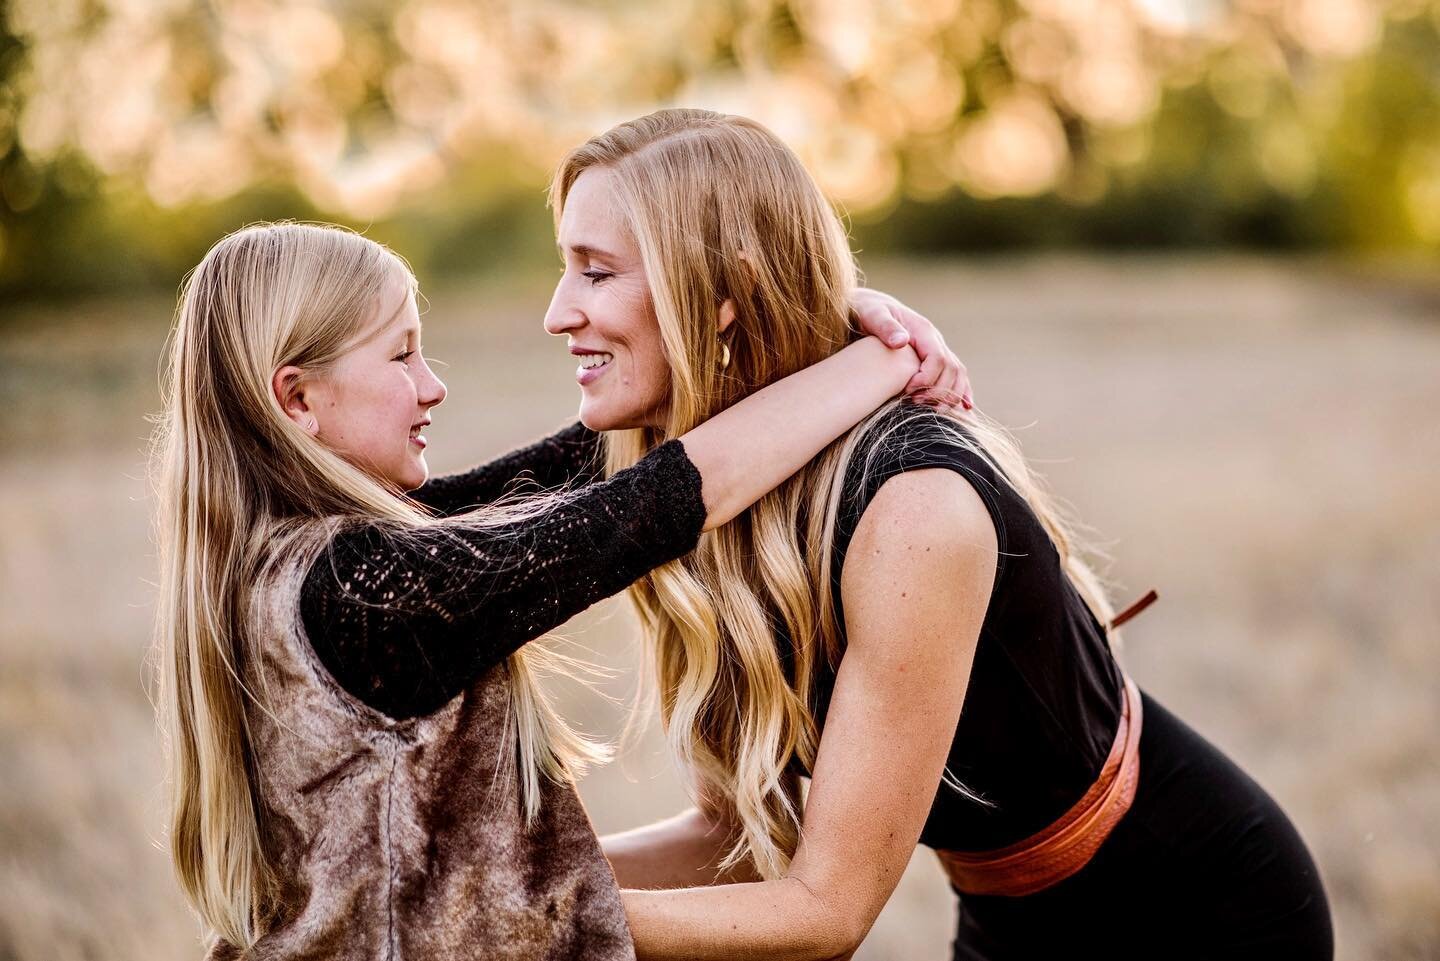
[544,167,671,431]
[298,275,448,491]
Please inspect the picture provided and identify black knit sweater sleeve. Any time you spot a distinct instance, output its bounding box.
[300,439,705,720]
[410,420,603,516]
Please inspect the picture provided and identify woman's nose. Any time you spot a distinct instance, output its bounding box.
[543,286,584,336]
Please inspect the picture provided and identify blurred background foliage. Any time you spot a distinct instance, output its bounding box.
[2,0,1440,301]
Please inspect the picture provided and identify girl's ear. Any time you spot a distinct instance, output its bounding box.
[273,366,319,435]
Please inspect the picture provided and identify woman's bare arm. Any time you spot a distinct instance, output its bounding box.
[620,467,996,960]
[602,807,762,890]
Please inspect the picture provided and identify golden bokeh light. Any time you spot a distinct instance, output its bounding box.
[0,0,1431,221]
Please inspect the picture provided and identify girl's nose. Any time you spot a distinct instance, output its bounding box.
[419,362,447,407]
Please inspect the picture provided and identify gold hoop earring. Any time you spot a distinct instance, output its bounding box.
[719,341,731,370]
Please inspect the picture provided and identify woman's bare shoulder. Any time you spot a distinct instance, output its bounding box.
[840,467,999,623]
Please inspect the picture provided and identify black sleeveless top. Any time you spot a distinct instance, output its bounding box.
[807,404,1127,853]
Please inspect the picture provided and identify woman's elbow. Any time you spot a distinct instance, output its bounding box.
[806,915,868,960]
[786,876,871,959]
[828,914,872,959]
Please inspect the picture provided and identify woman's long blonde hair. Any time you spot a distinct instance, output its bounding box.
[149,222,601,948]
[550,110,1115,879]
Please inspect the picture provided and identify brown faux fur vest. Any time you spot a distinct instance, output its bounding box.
[206,554,635,960]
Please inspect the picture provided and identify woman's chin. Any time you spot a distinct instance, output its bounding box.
[578,403,628,433]
[579,411,618,432]
[578,396,664,433]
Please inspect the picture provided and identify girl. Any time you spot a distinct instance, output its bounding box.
[542,109,1335,960]
[150,221,964,959]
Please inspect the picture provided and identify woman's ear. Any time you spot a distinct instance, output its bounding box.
[718,248,756,334]
[272,365,319,435]
[718,299,738,334]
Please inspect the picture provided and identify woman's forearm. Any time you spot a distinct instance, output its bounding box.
[603,808,760,890]
[679,337,916,530]
[624,878,858,961]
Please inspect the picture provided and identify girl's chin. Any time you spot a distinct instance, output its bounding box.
[397,458,428,491]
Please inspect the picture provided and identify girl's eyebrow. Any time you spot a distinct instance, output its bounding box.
[353,292,417,349]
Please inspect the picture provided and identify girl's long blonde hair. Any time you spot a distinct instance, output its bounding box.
[550,110,1115,879]
[149,222,601,948]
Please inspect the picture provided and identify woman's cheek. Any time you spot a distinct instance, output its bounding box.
[649,356,673,399]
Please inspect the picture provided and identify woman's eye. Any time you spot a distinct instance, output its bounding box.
[582,269,612,285]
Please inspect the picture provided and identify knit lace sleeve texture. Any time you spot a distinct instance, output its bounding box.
[300,438,705,720]
[409,420,603,516]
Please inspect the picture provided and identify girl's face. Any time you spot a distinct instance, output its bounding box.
[295,276,448,491]
[544,167,671,432]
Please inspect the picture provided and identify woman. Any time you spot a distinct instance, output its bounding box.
[150,221,965,959]
[543,109,1334,960]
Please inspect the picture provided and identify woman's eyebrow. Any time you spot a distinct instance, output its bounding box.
[559,242,622,261]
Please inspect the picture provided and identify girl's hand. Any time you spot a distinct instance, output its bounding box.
[851,288,973,411]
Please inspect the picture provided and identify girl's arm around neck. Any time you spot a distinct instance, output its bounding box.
[679,336,917,532]
[301,340,913,721]
[622,467,997,961]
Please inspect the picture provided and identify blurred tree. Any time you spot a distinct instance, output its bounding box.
[0,0,1437,302]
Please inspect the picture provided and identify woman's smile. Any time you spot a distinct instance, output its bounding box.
[572,347,616,385]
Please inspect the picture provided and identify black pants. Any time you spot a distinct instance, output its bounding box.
[950,692,1333,961]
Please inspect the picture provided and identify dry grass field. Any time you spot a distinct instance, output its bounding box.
[1,254,1436,960]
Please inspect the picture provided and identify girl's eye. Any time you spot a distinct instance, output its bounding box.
[394,349,416,362]
[582,269,612,285]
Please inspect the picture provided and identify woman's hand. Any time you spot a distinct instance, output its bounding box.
[850,288,973,411]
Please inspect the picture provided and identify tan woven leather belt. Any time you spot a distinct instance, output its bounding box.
[936,670,1144,897]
